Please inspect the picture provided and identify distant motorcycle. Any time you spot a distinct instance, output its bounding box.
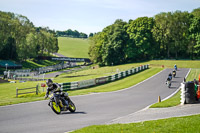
[172,71,176,78]
[174,65,177,71]
[47,92,76,114]
[166,79,171,88]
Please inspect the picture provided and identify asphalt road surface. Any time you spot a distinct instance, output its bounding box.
[0,68,189,133]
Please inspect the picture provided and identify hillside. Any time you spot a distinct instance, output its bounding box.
[58,37,89,58]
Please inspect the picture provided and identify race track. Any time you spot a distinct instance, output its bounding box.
[0,68,189,133]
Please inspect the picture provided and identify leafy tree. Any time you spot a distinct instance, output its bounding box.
[127,17,155,60]
[56,29,88,38]
[169,11,191,59]
[0,11,59,60]
[152,12,173,58]
[189,16,200,58]
[89,33,94,37]
[191,7,200,18]
[89,19,128,66]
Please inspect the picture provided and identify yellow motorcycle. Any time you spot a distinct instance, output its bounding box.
[172,71,176,78]
[48,92,76,114]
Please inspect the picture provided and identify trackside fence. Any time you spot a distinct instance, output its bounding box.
[59,65,149,91]
[16,84,39,97]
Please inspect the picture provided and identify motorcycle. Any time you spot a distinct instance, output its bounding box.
[166,80,171,88]
[172,71,176,78]
[174,66,177,71]
[48,92,76,114]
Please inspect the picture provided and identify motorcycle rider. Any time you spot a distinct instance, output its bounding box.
[45,79,69,108]
[168,73,172,80]
[166,73,172,86]
[172,69,176,77]
[174,64,177,71]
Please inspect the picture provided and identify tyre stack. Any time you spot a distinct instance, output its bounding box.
[185,81,196,104]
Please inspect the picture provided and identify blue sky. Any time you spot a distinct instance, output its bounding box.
[0,0,200,35]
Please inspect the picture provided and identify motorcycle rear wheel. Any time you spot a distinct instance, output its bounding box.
[50,101,61,114]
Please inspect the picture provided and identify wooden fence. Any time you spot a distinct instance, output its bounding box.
[16,84,39,97]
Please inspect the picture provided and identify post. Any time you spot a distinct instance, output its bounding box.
[158,96,161,103]
[16,87,18,98]
[36,84,38,95]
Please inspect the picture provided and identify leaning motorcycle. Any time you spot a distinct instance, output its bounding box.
[166,80,171,88]
[48,92,76,114]
[172,71,176,78]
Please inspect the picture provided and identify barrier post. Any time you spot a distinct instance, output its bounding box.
[36,84,39,95]
[16,87,18,97]
[158,96,161,103]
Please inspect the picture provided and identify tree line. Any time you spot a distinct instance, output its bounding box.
[56,29,88,38]
[88,8,200,66]
[0,11,59,61]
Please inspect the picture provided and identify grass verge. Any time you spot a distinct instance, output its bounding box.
[71,114,200,133]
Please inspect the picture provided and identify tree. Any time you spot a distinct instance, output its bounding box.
[189,16,200,58]
[152,12,172,58]
[0,11,59,60]
[191,7,200,18]
[89,33,94,37]
[89,19,128,66]
[169,11,190,59]
[127,17,155,60]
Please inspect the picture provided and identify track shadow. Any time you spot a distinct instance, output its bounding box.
[169,87,177,89]
[61,111,87,115]
[171,81,179,83]
[173,77,182,78]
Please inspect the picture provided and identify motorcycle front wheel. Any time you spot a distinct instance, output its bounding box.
[50,101,61,114]
[68,100,76,112]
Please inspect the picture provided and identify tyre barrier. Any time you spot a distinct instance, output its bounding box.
[183,81,196,104]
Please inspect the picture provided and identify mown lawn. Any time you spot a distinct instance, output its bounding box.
[58,37,89,58]
[71,114,200,133]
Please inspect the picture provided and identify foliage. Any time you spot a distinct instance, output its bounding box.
[0,11,58,61]
[56,29,88,38]
[127,17,155,60]
[89,8,200,66]
[89,19,129,66]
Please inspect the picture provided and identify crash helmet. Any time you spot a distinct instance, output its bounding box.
[46,79,53,88]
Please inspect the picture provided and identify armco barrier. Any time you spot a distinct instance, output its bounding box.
[60,65,149,91]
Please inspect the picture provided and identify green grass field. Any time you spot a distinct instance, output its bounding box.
[71,114,200,133]
[58,37,89,58]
